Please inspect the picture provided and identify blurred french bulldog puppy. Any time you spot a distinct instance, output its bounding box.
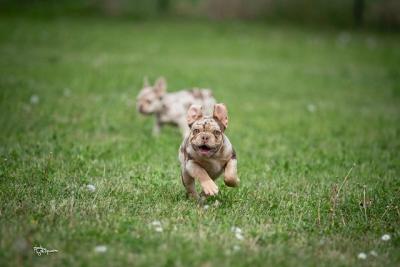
[136,77,216,136]
[179,103,239,199]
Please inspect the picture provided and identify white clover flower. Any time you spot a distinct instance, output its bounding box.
[357,252,367,260]
[231,227,242,234]
[369,250,378,257]
[150,220,163,232]
[63,88,71,97]
[381,234,391,241]
[231,226,244,240]
[154,226,163,232]
[235,232,244,240]
[86,184,96,192]
[203,205,210,210]
[94,245,107,253]
[307,104,316,113]
[151,220,161,227]
[30,95,39,105]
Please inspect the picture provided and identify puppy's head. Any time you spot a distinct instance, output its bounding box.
[187,103,228,157]
[136,77,167,115]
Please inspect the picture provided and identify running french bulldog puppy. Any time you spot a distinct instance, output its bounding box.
[179,103,239,199]
[136,77,216,136]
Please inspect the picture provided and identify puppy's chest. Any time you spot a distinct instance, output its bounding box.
[195,158,227,179]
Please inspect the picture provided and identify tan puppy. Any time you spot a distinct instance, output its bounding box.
[179,103,239,199]
[136,77,216,136]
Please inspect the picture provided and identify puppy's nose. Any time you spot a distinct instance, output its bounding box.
[201,135,209,142]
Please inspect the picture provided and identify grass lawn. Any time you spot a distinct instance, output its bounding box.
[0,15,399,267]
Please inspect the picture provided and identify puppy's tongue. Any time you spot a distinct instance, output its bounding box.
[199,146,211,155]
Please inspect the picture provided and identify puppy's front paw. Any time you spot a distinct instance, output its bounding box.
[200,180,219,196]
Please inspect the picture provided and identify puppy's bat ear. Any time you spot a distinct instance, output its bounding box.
[143,76,150,87]
[154,77,167,96]
[187,104,203,126]
[213,103,228,129]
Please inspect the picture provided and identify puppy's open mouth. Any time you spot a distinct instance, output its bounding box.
[199,145,211,152]
[197,144,214,155]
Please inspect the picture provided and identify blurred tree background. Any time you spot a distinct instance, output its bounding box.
[1,0,399,30]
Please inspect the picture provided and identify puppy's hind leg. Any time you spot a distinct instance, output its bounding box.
[224,159,240,187]
[181,171,198,200]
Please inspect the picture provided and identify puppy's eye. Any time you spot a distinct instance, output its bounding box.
[214,130,221,136]
[146,99,151,104]
[193,129,200,135]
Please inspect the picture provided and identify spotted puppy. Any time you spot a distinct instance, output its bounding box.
[136,77,216,136]
[179,103,239,198]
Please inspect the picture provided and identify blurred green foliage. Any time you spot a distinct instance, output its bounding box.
[0,0,166,18]
[1,0,399,29]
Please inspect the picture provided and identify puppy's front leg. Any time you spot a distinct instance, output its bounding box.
[152,118,162,136]
[186,160,218,196]
[224,159,240,187]
[181,171,198,199]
